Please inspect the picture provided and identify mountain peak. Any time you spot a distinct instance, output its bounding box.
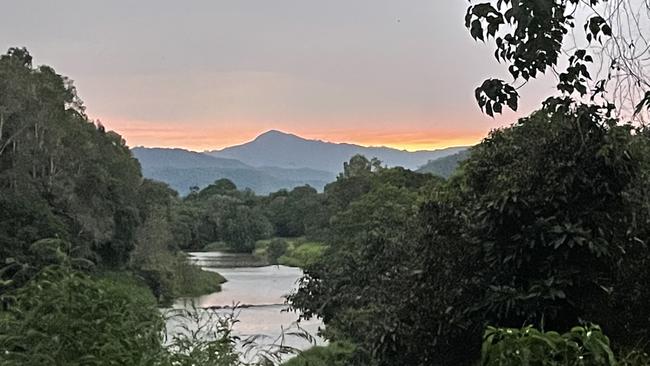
[256,129,299,139]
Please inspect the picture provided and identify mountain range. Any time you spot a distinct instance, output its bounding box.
[132,130,468,195]
[206,130,467,172]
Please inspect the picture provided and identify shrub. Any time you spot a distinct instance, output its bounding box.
[267,239,288,264]
[278,242,326,268]
[165,306,241,366]
[482,325,616,365]
[173,257,225,298]
[482,324,650,366]
[282,342,357,366]
[620,350,650,366]
[0,266,166,365]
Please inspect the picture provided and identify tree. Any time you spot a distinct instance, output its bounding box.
[290,101,650,365]
[0,47,146,284]
[450,100,650,345]
[289,176,437,364]
[264,185,320,237]
[130,206,177,301]
[221,204,271,252]
[338,154,381,179]
[466,0,650,120]
[191,178,238,201]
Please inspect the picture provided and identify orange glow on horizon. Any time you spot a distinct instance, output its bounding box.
[99,117,491,152]
[307,130,486,151]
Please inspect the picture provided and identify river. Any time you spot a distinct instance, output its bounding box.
[168,251,324,360]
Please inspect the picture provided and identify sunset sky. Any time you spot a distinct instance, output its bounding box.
[1,0,557,151]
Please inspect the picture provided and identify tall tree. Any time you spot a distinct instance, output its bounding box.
[0,47,145,289]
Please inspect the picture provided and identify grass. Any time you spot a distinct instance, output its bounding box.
[255,237,327,268]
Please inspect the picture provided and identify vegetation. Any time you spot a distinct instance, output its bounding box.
[281,342,357,366]
[0,266,166,365]
[0,47,225,305]
[284,0,650,364]
[255,238,327,268]
[289,100,650,365]
[0,265,293,365]
[467,0,649,120]
[416,149,470,178]
[481,325,633,366]
[265,239,289,265]
[2,0,650,363]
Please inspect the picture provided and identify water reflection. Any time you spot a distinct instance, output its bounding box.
[170,251,324,357]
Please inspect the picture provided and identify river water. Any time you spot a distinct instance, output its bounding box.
[168,251,324,358]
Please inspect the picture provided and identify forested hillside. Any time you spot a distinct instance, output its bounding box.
[416,149,470,177]
[0,48,142,270]
[0,48,225,302]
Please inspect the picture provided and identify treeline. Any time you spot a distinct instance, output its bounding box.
[288,99,650,365]
[169,154,438,257]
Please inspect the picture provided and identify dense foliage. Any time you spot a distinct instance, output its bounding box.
[290,100,650,365]
[0,48,226,304]
[481,324,639,366]
[281,342,357,366]
[416,149,470,178]
[286,2,650,363]
[170,155,436,257]
[0,266,166,365]
[0,47,141,277]
[3,0,650,362]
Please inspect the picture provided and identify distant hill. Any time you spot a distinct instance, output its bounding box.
[131,147,335,195]
[206,130,468,173]
[417,149,471,178]
[133,147,249,169]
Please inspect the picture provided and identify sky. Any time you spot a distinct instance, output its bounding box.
[1,0,557,151]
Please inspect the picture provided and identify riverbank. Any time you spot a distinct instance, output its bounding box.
[174,261,226,298]
[96,253,226,307]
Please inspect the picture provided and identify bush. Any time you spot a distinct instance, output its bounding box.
[0,266,166,365]
[173,257,225,298]
[266,239,288,264]
[278,242,326,268]
[282,342,357,366]
[453,102,650,342]
[482,325,616,365]
[135,253,225,303]
[620,350,650,366]
[482,324,650,366]
[165,307,241,366]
